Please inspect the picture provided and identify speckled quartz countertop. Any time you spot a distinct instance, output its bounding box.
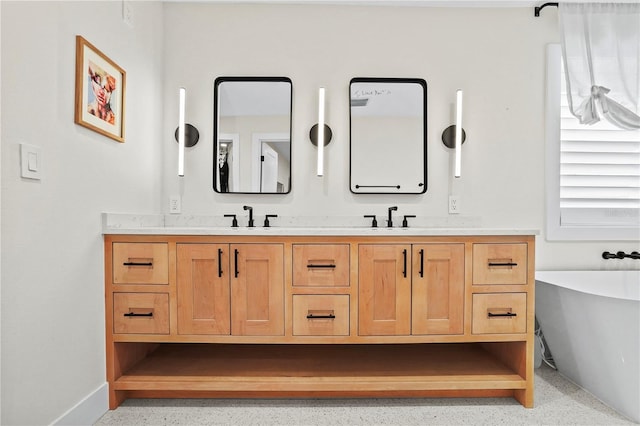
[102,213,538,236]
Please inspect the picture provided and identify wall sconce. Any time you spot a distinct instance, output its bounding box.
[309,87,333,177]
[174,87,199,177]
[441,89,466,178]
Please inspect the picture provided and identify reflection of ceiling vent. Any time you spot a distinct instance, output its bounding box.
[350,98,369,107]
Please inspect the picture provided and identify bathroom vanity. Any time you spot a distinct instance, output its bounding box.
[104,224,535,409]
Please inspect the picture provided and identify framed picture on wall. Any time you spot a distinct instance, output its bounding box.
[74,35,126,143]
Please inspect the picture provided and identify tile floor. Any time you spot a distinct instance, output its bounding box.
[95,365,636,425]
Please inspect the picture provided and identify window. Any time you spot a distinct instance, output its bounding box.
[545,44,640,241]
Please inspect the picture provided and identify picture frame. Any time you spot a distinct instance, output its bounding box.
[74,35,126,143]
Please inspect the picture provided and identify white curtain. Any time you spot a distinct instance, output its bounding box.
[559,2,640,130]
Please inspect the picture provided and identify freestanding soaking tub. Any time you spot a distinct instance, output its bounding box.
[535,270,640,423]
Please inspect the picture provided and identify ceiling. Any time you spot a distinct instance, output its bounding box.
[167,0,542,7]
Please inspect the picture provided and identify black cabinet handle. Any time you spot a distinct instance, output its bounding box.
[306,313,336,319]
[218,248,223,278]
[124,312,153,317]
[123,262,153,266]
[402,249,407,278]
[488,312,517,318]
[234,249,239,278]
[419,249,424,277]
[488,262,518,267]
[307,264,336,269]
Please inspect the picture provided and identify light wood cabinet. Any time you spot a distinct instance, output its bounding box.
[177,244,230,335]
[113,292,169,334]
[472,292,527,334]
[293,244,349,287]
[358,244,464,336]
[177,243,284,336]
[358,244,412,335]
[112,242,168,285]
[231,243,284,336]
[292,295,350,336]
[412,244,465,335]
[104,233,535,411]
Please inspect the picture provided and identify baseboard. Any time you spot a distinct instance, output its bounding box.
[51,383,109,426]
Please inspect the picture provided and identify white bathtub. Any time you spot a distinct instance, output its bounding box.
[535,270,640,423]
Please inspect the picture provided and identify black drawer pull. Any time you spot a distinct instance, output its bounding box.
[123,262,153,266]
[307,264,336,269]
[402,249,407,278]
[124,312,153,317]
[487,312,517,318]
[306,313,336,319]
[488,262,518,267]
[234,249,239,278]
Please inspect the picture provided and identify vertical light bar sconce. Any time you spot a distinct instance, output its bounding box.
[174,87,200,177]
[442,89,466,178]
[454,89,463,178]
[309,87,333,177]
[177,87,186,177]
[317,87,325,176]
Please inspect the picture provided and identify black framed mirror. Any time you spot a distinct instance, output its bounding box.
[213,77,292,194]
[349,77,427,194]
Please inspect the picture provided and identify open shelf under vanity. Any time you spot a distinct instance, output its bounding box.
[113,342,527,399]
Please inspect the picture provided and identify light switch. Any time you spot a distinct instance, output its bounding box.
[20,143,42,180]
[28,152,39,172]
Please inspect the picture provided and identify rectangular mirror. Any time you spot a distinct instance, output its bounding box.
[214,77,292,194]
[349,77,427,194]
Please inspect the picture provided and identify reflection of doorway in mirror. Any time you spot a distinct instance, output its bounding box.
[261,144,278,192]
[251,133,290,193]
[218,134,239,192]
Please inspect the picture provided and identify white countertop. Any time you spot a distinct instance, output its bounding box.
[102,213,539,236]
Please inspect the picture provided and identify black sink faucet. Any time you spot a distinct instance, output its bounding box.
[387,206,398,228]
[264,214,278,228]
[243,205,254,227]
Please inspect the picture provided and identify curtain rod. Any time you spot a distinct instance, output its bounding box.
[534,2,558,17]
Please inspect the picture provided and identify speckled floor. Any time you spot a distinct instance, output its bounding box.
[95,365,636,425]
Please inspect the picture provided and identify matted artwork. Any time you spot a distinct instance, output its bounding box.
[74,35,126,142]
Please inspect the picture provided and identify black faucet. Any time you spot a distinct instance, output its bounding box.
[223,214,238,228]
[364,215,378,228]
[243,205,254,227]
[387,206,398,228]
[402,215,416,228]
[264,214,278,228]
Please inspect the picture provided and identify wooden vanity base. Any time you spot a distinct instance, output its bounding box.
[105,234,535,410]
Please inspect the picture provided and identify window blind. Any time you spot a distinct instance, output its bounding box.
[559,67,640,227]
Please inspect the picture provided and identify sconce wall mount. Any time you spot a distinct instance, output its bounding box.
[174,124,200,148]
[441,125,466,149]
[309,124,333,147]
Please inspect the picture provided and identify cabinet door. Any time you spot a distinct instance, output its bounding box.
[358,244,411,336]
[412,244,464,335]
[231,244,284,336]
[177,244,230,335]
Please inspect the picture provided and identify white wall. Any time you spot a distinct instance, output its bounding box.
[0,1,164,424]
[163,3,639,271]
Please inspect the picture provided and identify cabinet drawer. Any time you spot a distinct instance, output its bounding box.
[293,244,349,287]
[472,293,526,334]
[113,243,169,284]
[293,295,349,336]
[113,292,169,334]
[472,243,527,285]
